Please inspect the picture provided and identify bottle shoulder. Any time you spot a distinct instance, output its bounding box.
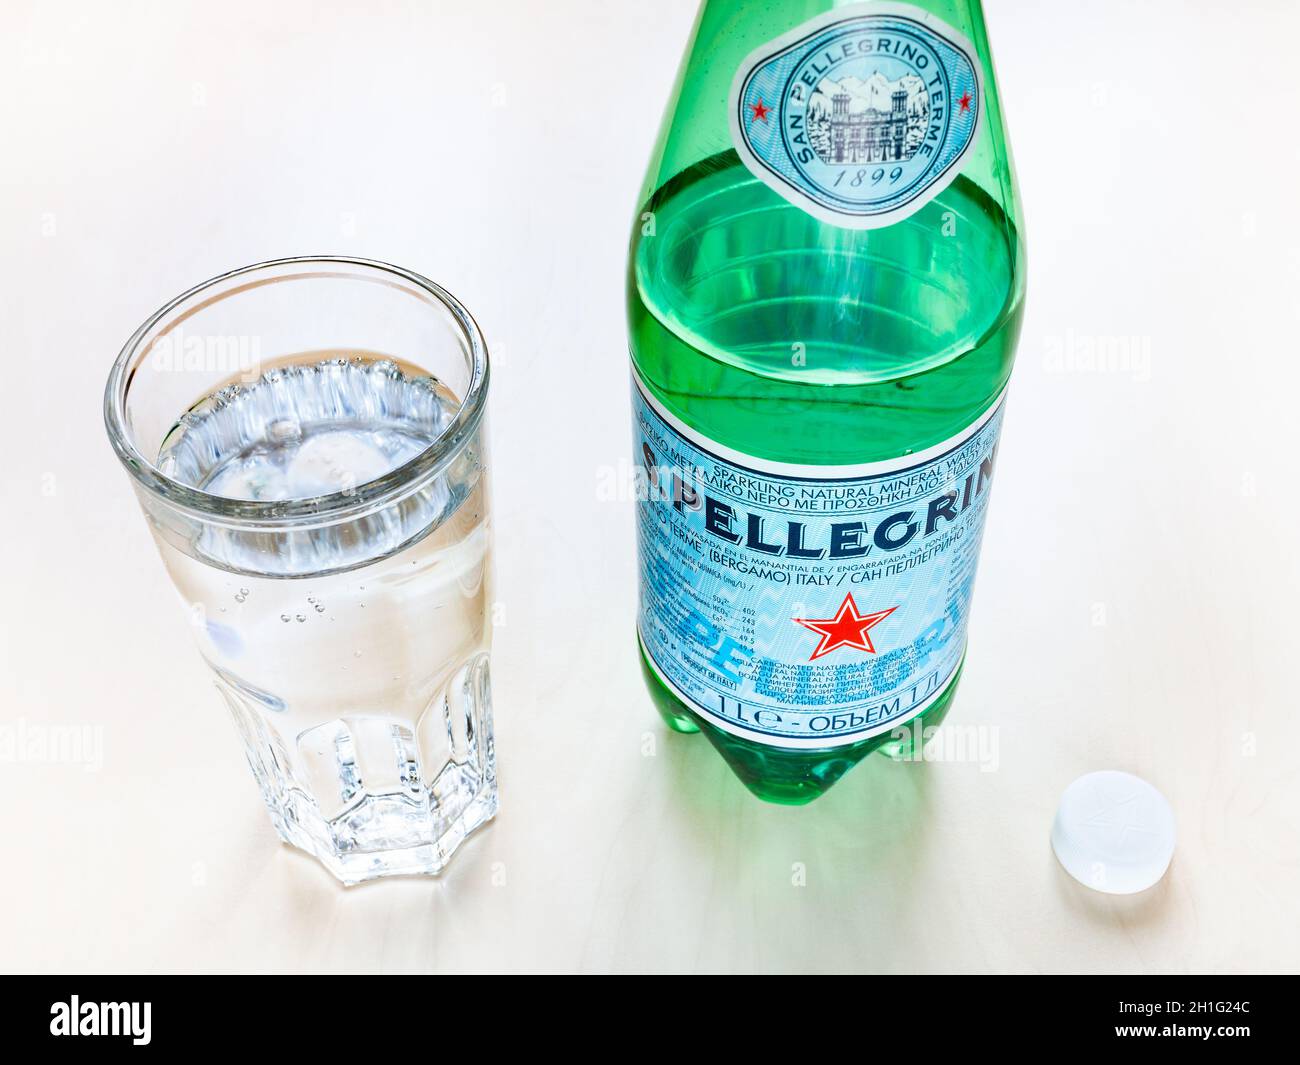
[628,155,1023,465]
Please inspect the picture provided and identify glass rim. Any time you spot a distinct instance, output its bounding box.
[103,255,490,526]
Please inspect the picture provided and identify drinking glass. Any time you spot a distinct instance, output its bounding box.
[104,257,496,884]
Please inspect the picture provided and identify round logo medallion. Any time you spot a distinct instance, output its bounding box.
[730,2,983,229]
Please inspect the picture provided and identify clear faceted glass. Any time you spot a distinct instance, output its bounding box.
[105,257,496,884]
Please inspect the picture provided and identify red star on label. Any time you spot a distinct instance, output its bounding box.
[750,98,771,122]
[793,594,896,661]
[958,91,972,113]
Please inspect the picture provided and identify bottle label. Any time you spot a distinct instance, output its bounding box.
[729,1,983,230]
[633,370,1006,748]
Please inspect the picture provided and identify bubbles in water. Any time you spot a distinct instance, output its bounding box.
[295,614,306,623]
[157,358,453,503]
[153,357,470,577]
[280,614,291,623]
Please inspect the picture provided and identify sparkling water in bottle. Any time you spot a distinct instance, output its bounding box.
[628,0,1025,803]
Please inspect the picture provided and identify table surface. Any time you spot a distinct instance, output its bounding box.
[2,0,1297,974]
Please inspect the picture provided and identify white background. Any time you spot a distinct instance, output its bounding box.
[2,0,1297,973]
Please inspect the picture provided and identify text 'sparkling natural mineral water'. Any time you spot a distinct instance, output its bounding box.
[628,1,1025,802]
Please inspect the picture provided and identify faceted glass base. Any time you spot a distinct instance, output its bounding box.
[219,653,496,885]
[269,779,497,884]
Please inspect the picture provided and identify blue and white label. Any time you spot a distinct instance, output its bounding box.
[634,373,1006,748]
[729,1,982,229]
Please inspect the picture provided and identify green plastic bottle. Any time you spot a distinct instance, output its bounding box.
[628,0,1025,803]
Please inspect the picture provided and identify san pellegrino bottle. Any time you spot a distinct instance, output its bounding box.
[628,0,1025,803]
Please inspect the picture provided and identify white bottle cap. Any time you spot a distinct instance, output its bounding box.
[1051,771,1176,894]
